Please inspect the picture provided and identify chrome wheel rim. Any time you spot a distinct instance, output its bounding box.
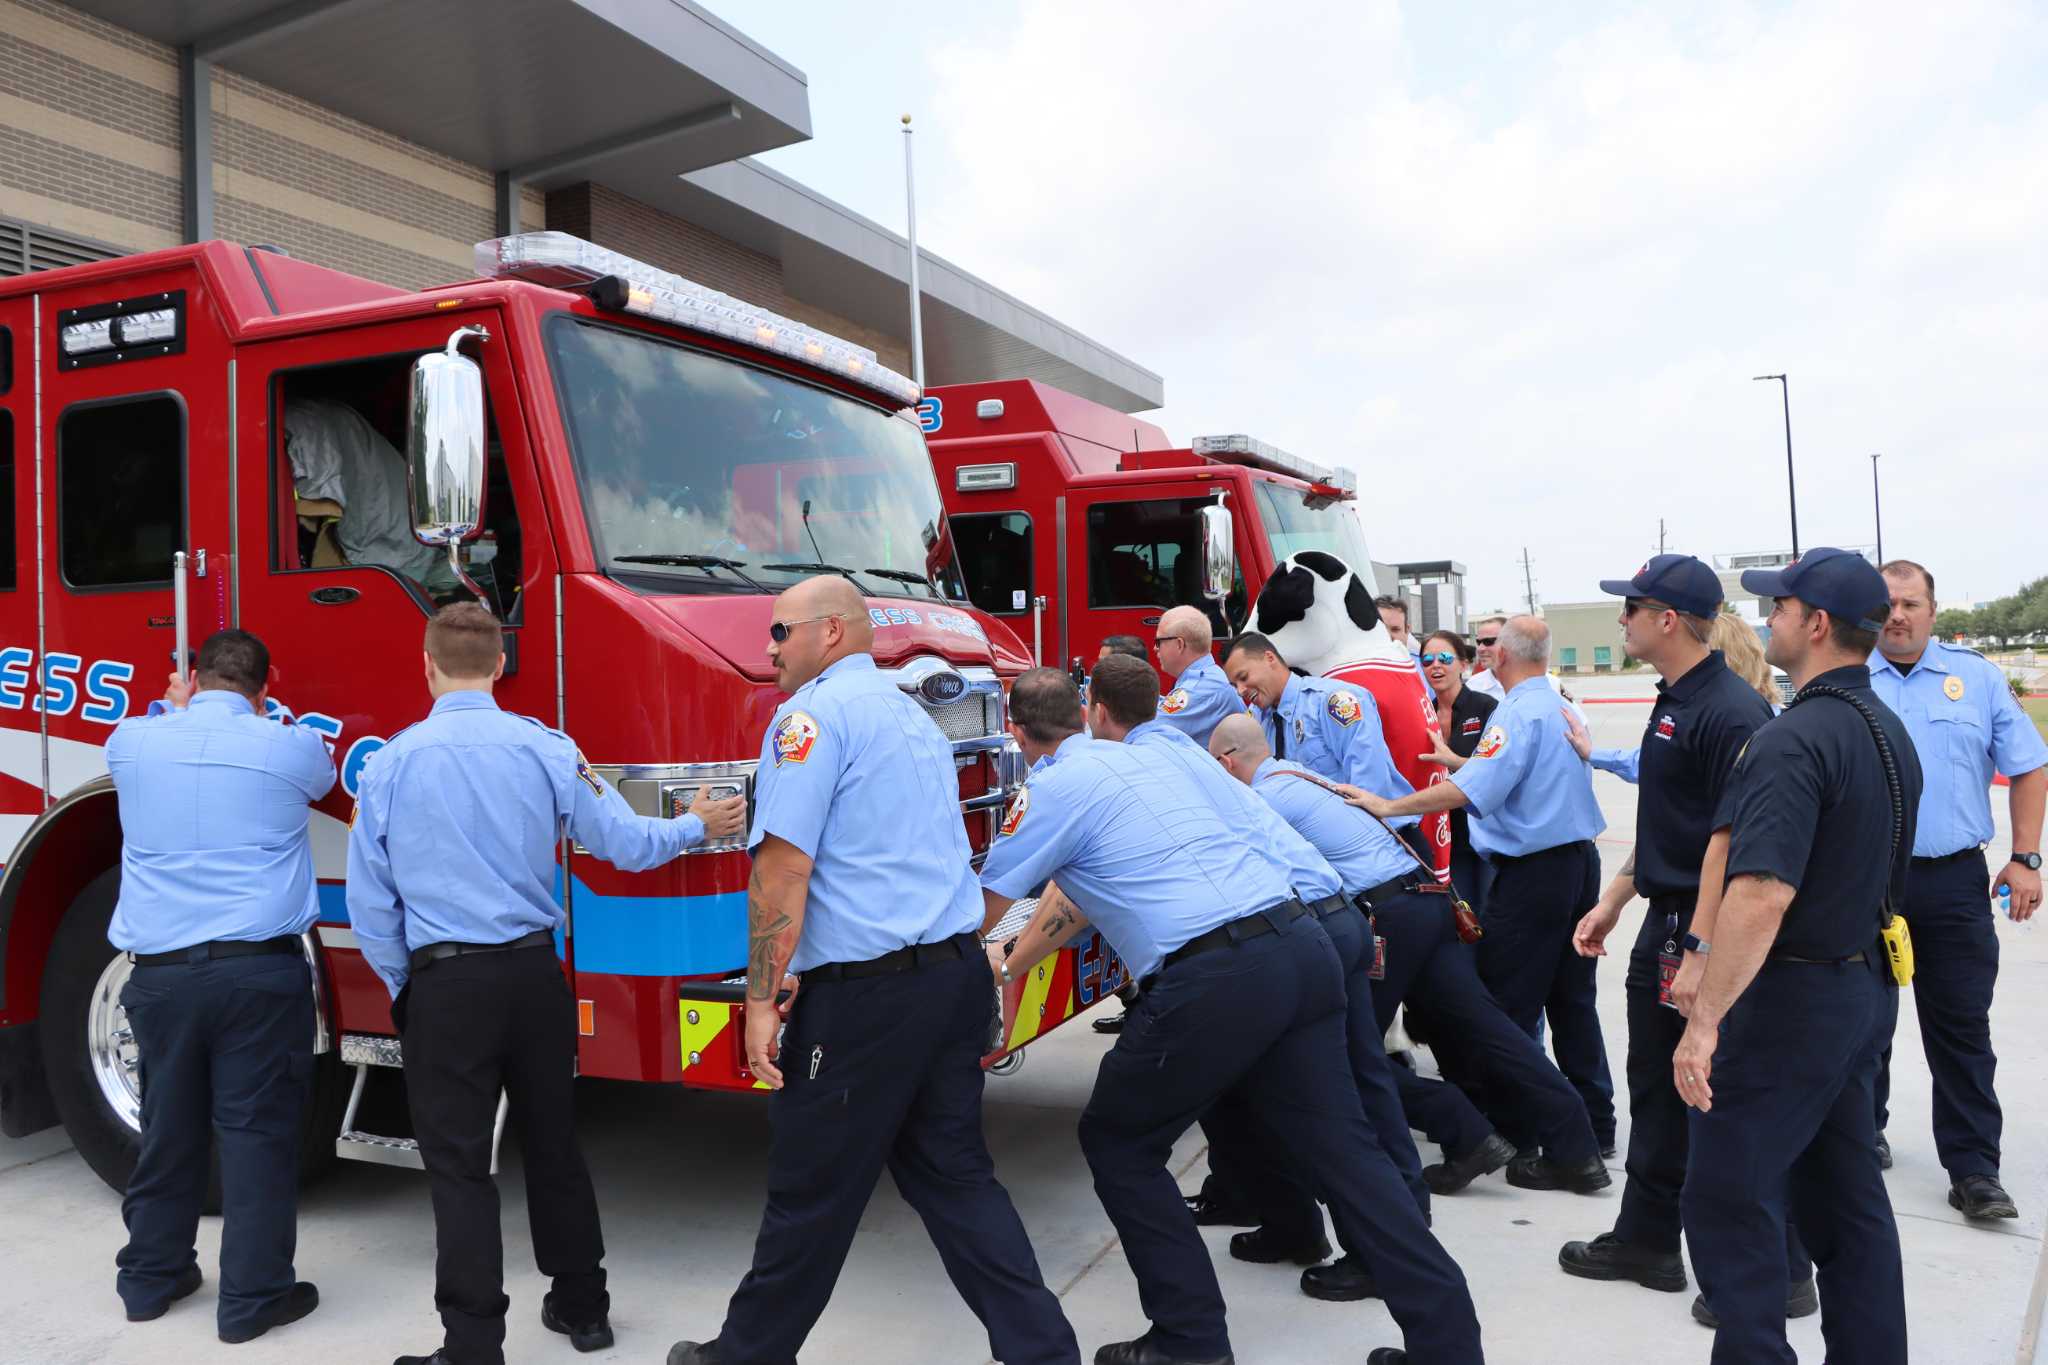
[86,952,143,1131]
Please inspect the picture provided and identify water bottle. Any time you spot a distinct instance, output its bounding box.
[1998,882,2010,917]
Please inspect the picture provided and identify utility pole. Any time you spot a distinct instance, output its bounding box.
[1871,453,1883,563]
[901,114,925,386]
[1519,547,1537,614]
[1658,518,1666,555]
[1752,374,1799,557]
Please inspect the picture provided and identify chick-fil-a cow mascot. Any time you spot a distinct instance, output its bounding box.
[1251,551,1450,880]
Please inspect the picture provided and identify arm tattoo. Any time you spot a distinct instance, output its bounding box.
[745,865,797,1001]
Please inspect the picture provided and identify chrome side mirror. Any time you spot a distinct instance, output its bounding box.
[1198,503,1235,602]
[408,327,489,551]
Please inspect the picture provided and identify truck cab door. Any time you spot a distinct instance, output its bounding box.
[1066,482,1248,674]
[234,309,556,1029]
[0,301,36,851]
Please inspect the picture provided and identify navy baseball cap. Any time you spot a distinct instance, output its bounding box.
[1739,547,1890,631]
[1599,554,1724,618]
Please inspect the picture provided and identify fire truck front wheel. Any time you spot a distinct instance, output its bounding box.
[38,869,344,1205]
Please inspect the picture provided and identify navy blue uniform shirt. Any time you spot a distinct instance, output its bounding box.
[1719,665,1924,960]
[1633,652,1773,899]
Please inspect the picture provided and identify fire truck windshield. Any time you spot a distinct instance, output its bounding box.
[549,317,964,597]
[1252,479,1375,570]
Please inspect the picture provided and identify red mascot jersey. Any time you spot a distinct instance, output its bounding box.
[1326,657,1451,882]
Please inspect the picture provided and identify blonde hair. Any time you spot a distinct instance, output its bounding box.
[1711,613,1773,702]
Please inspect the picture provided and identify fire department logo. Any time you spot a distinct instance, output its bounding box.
[1655,715,1677,741]
[1475,725,1508,760]
[1461,716,1483,736]
[1160,688,1191,714]
[772,711,819,766]
[1944,675,1965,701]
[574,750,607,796]
[999,785,1030,837]
[1326,690,1363,727]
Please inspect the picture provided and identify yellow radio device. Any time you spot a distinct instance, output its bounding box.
[1880,914,1914,988]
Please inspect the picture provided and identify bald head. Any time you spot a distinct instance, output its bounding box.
[1209,712,1271,785]
[768,574,873,691]
[1494,614,1550,687]
[1153,605,1214,681]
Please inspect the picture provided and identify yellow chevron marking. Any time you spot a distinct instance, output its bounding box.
[1007,959,1057,1052]
[677,999,734,1075]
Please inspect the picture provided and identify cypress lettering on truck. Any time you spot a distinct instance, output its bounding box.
[0,233,1116,1199]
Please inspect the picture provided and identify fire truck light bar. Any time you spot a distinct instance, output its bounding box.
[475,232,921,407]
[1191,433,1357,494]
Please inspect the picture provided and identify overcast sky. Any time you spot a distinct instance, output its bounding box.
[708,0,2045,615]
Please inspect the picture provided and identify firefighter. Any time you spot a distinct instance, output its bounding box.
[981,660,1482,1365]
[1673,548,1917,1364]
[106,629,331,1344]
[1149,605,1249,745]
[1344,615,1619,1175]
[666,575,1078,1365]
[347,602,744,1365]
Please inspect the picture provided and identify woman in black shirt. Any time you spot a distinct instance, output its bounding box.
[1422,629,1498,912]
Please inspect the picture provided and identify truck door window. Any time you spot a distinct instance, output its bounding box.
[0,409,13,589]
[952,512,1032,615]
[1086,498,1207,607]
[273,355,524,623]
[58,394,184,590]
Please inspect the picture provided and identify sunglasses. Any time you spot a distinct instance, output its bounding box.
[768,613,847,644]
[1154,636,1190,649]
[1476,636,1499,647]
[1419,651,1459,666]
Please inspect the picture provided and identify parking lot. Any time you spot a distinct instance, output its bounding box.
[2,673,2043,1365]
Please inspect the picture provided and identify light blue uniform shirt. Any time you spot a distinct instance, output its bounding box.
[981,733,1293,979]
[1451,676,1606,858]
[1868,643,2048,857]
[1591,747,1641,784]
[1252,758,1416,896]
[1261,673,1418,825]
[107,690,337,953]
[749,652,982,973]
[1155,654,1251,746]
[347,690,704,997]
[1126,720,1341,902]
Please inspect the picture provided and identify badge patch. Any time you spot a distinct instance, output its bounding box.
[1474,725,1508,759]
[1326,690,1363,727]
[1944,675,1965,701]
[772,711,819,766]
[1160,688,1191,715]
[999,785,1029,837]
[1460,717,1483,736]
[1656,715,1677,740]
[574,749,607,797]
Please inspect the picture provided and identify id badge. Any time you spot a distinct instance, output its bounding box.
[1656,914,1682,1010]
[1368,934,1387,981]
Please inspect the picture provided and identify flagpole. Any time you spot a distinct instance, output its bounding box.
[901,113,925,387]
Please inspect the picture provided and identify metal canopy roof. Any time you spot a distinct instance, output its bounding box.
[60,0,1163,412]
[64,0,811,177]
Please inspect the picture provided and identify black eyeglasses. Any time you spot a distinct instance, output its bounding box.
[1624,598,1672,617]
[768,613,848,644]
[1419,651,1459,666]
[1476,636,1499,647]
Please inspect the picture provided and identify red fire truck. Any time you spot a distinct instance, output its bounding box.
[0,235,1119,1196]
[923,378,1377,674]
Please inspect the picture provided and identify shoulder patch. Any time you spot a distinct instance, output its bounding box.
[1160,688,1191,715]
[999,784,1029,837]
[1943,675,1965,701]
[773,710,820,766]
[1474,724,1508,760]
[573,749,607,797]
[1326,689,1364,727]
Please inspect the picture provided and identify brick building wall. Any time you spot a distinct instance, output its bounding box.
[549,182,911,374]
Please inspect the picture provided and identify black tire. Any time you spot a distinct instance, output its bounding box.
[39,868,344,1204]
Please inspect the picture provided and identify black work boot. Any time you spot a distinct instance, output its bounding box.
[1421,1132,1516,1194]
[1301,1254,1378,1301]
[1950,1174,2019,1220]
[1557,1232,1687,1291]
[1506,1151,1612,1193]
[1692,1277,1818,1327]
[1228,1225,1332,1266]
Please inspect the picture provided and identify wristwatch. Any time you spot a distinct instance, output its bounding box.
[2012,852,2043,871]
[1680,932,1712,955]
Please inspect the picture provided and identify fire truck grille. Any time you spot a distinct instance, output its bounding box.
[920,691,999,743]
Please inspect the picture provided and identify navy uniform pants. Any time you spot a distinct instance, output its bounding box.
[1615,896,1809,1282]
[1873,848,2002,1179]
[1082,911,1482,1363]
[1683,956,1904,1365]
[716,939,1077,1365]
[1372,889,1599,1164]
[116,952,312,1338]
[1198,901,1429,1245]
[1479,841,1616,1148]
[400,944,608,1365]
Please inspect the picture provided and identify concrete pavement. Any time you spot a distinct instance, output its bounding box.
[1,671,2042,1363]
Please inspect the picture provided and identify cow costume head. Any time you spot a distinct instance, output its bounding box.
[1251,551,1402,676]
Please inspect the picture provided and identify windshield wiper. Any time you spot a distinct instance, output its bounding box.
[759,561,878,593]
[863,567,940,598]
[612,554,769,592]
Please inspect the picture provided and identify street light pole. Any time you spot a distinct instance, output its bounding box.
[901,114,925,388]
[1871,452,1883,562]
[1753,373,1798,557]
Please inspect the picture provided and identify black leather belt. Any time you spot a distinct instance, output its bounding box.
[1770,950,1867,966]
[806,932,976,983]
[1162,900,1308,971]
[1308,894,1352,919]
[131,935,300,967]
[1357,874,1443,907]
[1910,848,1981,866]
[410,927,555,972]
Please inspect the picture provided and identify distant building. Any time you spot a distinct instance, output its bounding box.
[1395,561,1468,637]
